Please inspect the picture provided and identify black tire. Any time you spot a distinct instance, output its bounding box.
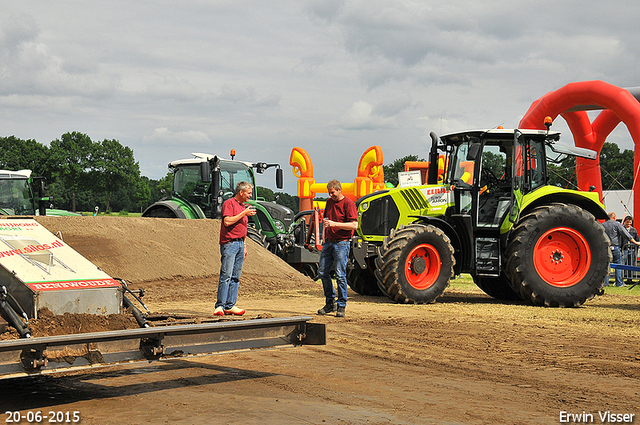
[144,207,178,218]
[247,226,269,248]
[471,271,523,301]
[347,260,382,296]
[299,263,319,280]
[504,204,610,307]
[375,223,455,304]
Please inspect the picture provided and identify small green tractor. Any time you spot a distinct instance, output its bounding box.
[142,153,320,276]
[349,124,611,307]
[0,169,78,217]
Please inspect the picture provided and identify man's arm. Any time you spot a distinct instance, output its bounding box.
[223,205,255,227]
[324,220,358,231]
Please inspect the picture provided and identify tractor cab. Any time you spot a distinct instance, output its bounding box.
[442,129,552,231]
[170,155,257,219]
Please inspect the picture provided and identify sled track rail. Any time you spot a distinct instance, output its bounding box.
[0,316,326,380]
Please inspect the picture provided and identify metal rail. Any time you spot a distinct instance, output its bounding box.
[0,316,326,380]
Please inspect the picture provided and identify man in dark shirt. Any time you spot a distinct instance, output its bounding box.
[602,212,640,287]
[317,180,358,318]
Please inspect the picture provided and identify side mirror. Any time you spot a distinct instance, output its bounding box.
[276,168,283,189]
[467,142,481,161]
[200,161,211,183]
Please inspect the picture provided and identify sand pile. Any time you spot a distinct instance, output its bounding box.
[34,216,314,289]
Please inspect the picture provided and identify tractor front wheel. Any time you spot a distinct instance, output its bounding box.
[347,260,382,296]
[505,204,610,307]
[375,224,455,304]
[247,227,269,248]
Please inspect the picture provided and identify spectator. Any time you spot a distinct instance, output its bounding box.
[602,212,640,287]
[622,215,639,284]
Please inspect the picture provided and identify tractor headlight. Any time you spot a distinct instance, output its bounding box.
[274,220,286,232]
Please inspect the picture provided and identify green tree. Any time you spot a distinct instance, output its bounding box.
[93,139,140,213]
[49,132,95,212]
[383,155,423,187]
[274,192,299,213]
[599,142,635,190]
[0,136,50,177]
[257,186,275,201]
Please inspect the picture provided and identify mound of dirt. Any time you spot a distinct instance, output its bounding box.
[34,216,314,291]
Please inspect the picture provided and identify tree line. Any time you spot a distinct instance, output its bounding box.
[0,133,299,214]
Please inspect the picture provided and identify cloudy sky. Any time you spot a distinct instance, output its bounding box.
[1,1,639,195]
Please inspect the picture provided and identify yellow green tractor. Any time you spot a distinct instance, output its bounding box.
[349,125,610,307]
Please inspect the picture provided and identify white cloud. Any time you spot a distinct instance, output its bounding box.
[143,127,211,146]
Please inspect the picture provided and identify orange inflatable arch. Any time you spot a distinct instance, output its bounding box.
[519,80,640,219]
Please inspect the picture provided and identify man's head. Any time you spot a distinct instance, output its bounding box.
[235,181,253,201]
[609,212,617,221]
[327,179,344,201]
[624,216,633,226]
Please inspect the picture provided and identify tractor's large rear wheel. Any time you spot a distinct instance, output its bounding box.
[375,224,455,304]
[504,204,610,307]
[472,272,523,301]
[347,259,382,296]
[144,207,178,218]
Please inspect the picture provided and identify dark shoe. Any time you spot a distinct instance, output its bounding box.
[336,306,345,318]
[317,301,336,315]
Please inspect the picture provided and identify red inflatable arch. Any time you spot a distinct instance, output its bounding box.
[519,80,640,219]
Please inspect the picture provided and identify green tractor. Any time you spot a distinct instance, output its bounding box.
[0,169,78,217]
[142,152,319,276]
[349,124,611,307]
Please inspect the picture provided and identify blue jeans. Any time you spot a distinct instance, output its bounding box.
[216,241,244,309]
[318,240,350,308]
[610,246,623,287]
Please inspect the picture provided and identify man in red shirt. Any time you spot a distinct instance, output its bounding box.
[317,180,358,317]
[214,181,256,316]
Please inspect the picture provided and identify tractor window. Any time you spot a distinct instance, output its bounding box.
[477,144,510,227]
[528,139,546,190]
[451,141,475,187]
[219,161,256,202]
[0,179,35,215]
[173,166,209,200]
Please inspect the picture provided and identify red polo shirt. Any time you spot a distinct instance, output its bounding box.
[219,197,249,244]
[324,196,357,241]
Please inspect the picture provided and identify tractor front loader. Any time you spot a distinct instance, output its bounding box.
[349,120,610,307]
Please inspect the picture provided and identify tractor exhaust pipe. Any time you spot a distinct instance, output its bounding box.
[427,132,440,185]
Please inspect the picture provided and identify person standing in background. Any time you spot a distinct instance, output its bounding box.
[622,215,639,284]
[603,212,640,287]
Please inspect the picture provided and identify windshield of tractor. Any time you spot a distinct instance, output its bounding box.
[0,178,35,215]
[451,140,476,187]
[219,161,256,202]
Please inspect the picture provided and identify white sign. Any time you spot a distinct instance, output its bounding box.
[398,170,423,187]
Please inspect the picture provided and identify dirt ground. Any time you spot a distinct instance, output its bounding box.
[1,216,639,424]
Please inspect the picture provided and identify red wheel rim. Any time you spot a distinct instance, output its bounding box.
[533,227,591,287]
[404,244,441,290]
